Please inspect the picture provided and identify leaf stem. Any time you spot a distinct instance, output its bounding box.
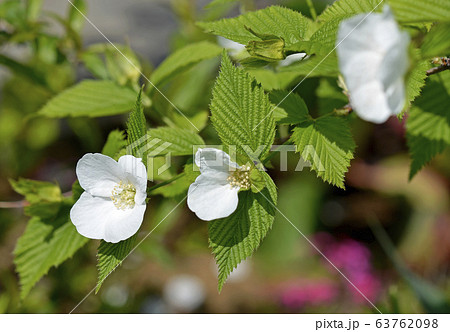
[147,173,185,194]
[426,64,449,76]
[306,0,317,20]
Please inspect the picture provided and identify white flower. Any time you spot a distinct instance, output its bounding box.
[70,153,147,243]
[336,6,410,124]
[187,148,250,221]
[278,52,308,67]
[217,36,246,57]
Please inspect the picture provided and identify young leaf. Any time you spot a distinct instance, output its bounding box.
[150,41,222,88]
[146,127,205,157]
[210,52,276,160]
[95,234,137,293]
[209,172,276,291]
[197,6,311,48]
[407,71,450,178]
[38,80,136,118]
[317,0,381,22]
[291,115,356,189]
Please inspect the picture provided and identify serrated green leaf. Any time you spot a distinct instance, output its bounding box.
[9,178,61,205]
[150,41,222,88]
[247,69,299,90]
[101,130,127,159]
[421,23,450,59]
[95,234,137,293]
[126,88,147,157]
[292,115,356,188]
[407,71,450,178]
[389,0,450,23]
[317,0,382,22]
[14,196,88,299]
[269,90,309,124]
[211,53,276,160]
[38,80,137,118]
[404,57,430,112]
[197,6,311,48]
[146,127,205,157]
[209,172,276,291]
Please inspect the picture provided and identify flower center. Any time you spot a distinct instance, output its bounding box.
[110,181,136,210]
[227,165,251,190]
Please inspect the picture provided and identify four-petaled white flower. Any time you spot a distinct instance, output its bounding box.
[70,153,147,243]
[187,148,251,221]
[336,6,410,124]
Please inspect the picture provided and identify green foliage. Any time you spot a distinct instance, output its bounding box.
[404,55,430,111]
[317,0,382,22]
[316,78,348,116]
[291,115,356,189]
[407,71,450,179]
[12,180,88,299]
[210,52,276,160]
[420,23,450,59]
[389,0,450,23]
[68,0,87,34]
[126,88,147,155]
[197,6,311,48]
[209,172,277,291]
[279,53,339,77]
[95,234,138,293]
[269,90,309,124]
[146,127,205,157]
[38,80,137,117]
[150,41,222,88]
[101,130,127,159]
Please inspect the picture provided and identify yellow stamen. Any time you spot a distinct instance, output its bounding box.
[110,181,136,210]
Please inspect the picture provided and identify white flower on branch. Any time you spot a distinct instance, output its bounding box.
[187,148,250,221]
[336,6,410,124]
[70,153,147,243]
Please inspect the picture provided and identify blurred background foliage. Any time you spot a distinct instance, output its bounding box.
[0,0,449,313]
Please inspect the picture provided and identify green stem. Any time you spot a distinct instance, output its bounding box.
[262,138,293,164]
[147,173,185,194]
[306,0,317,20]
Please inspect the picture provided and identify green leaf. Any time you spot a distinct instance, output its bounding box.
[247,69,299,90]
[101,130,127,159]
[209,172,277,291]
[13,180,88,299]
[291,115,356,189]
[210,52,276,160]
[205,0,239,9]
[146,127,205,157]
[68,0,86,33]
[316,78,348,116]
[404,55,430,112]
[150,41,222,87]
[317,0,382,22]
[389,0,450,23]
[197,6,311,48]
[421,23,450,59]
[269,90,309,124]
[38,80,137,118]
[279,53,339,77]
[96,235,137,293]
[126,88,147,154]
[407,71,450,178]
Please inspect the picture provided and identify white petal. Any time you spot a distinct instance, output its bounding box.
[385,78,406,115]
[195,148,240,174]
[378,32,410,88]
[118,155,148,194]
[278,53,307,67]
[76,153,123,197]
[350,80,392,124]
[338,50,382,92]
[187,174,239,221]
[70,192,146,243]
